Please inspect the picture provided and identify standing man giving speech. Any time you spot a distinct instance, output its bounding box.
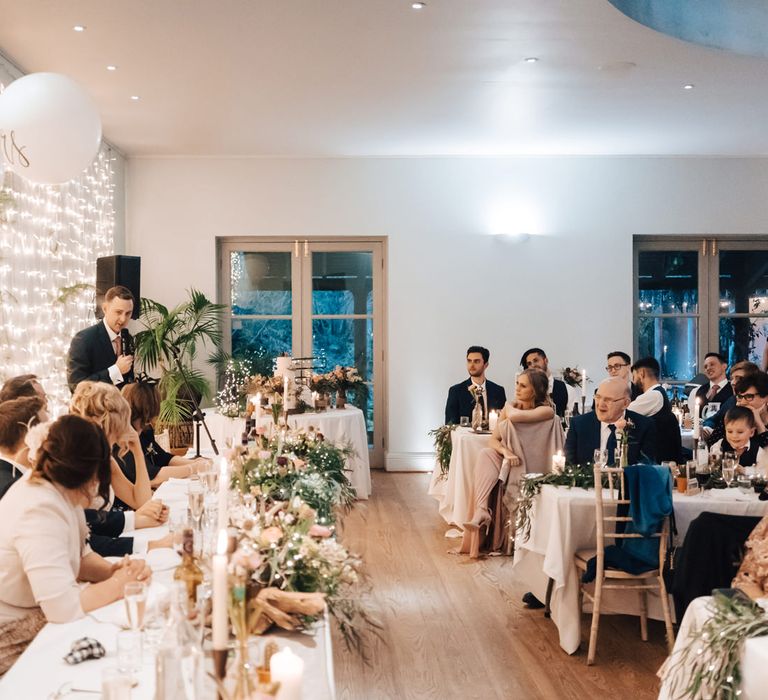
[67,286,135,392]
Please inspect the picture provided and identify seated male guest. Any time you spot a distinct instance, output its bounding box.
[704,361,761,447]
[0,397,46,499]
[628,357,682,463]
[605,351,641,401]
[564,377,657,465]
[520,347,568,417]
[688,352,732,413]
[67,285,135,393]
[444,346,506,425]
[0,374,48,405]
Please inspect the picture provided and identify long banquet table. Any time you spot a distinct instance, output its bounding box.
[202,407,372,499]
[0,478,336,700]
[513,483,768,655]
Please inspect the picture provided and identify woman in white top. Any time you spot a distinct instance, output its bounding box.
[0,415,151,674]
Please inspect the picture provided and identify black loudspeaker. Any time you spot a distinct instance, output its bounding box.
[95,255,141,320]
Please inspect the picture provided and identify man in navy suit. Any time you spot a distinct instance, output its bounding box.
[444,346,506,425]
[520,347,568,417]
[67,285,135,393]
[564,377,657,465]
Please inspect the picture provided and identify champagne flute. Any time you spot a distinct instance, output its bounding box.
[722,464,735,487]
[124,581,147,632]
[188,487,205,531]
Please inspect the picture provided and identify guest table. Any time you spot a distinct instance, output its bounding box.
[513,484,768,655]
[0,478,337,700]
[427,427,491,529]
[200,407,371,499]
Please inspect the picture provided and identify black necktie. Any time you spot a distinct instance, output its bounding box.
[606,424,617,465]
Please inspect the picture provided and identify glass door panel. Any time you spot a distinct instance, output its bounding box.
[717,249,768,365]
[310,251,375,447]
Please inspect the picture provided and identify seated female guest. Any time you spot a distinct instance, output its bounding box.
[0,396,46,499]
[709,405,768,472]
[0,415,151,674]
[70,381,153,510]
[121,381,211,486]
[460,369,564,557]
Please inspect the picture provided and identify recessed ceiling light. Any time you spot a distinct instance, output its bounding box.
[106,65,117,71]
[524,57,539,63]
[411,2,426,9]
[130,95,140,101]
[683,83,695,90]
[73,25,86,32]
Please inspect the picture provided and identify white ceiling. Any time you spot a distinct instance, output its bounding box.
[1,0,767,157]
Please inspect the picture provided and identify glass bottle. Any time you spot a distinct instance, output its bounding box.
[471,401,483,430]
[154,582,204,700]
[173,528,203,608]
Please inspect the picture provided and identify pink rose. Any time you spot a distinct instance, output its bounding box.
[260,526,283,546]
[292,458,306,470]
[309,524,332,538]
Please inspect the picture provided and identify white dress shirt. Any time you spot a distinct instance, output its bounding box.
[628,383,664,417]
[710,438,768,474]
[102,318,124,385]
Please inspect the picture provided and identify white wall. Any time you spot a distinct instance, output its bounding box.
[126,156,768,468]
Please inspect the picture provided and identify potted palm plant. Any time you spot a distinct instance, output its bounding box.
[133,289,225,449]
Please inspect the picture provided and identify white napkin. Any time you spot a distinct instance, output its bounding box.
[145,548,181,572]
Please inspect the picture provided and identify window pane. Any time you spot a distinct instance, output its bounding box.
[638,316,698,381]
[231,252,292,315]
[312,252,372,315]
[231,319,292,375]
[719,251,768,314]
[637,251,698,314]
[719,317,768,367]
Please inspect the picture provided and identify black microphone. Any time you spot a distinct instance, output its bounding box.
[120,328,134,356]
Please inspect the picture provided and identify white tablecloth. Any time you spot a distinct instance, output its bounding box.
[427,428,491,528]
[0,478,336,700]
[659,596,768,700]
[513,484,768,654]
[201,407,371,499]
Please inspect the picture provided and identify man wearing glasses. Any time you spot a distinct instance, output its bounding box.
[605,351,641,401]
[564,377,656,466]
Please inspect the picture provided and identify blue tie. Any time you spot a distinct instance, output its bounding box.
[606,424,617,465]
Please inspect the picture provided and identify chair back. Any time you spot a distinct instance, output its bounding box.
[592,465,669,577]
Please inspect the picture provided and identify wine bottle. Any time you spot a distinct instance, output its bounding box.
[572,401,580,416]
[173,528,203,607]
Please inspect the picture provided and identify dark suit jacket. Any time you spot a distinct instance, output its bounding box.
[650,386,683,463]
[551,378,568,418]
[85,508,134,557]
[564,409,657,465]
[0,459,22,500]
[694,381,733,410]
[67,322,133,393]
[445,379,506,425]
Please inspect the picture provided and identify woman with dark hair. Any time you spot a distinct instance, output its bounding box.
[0,415,151,674]
[0,396,46,500]
[460,369,564,557]
[121,381,211,486]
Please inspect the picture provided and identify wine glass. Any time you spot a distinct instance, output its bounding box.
[124,581,147,632]
[593,449,608,469]
[188,481,205,531]
[695,461,712,488]
[722,463,736,487]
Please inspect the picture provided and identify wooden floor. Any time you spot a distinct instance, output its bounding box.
[331,471,667,700]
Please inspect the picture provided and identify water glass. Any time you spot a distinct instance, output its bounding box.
[101,667,132,700]
[593,449,608,469]
[143,598,166,652]
[116,629,142,674]
[124,581,147,631]
[459,416,470,428]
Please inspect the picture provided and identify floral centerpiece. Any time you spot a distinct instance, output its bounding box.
[227,494,379,654]
[331,365,368,409]
[560,366,589,388]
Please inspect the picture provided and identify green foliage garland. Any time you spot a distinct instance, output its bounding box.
[428,424,457,479]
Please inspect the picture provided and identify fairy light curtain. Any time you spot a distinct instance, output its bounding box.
[0,146,116,412]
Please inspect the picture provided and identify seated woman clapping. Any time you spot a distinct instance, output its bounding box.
[121,381,211,486]
[461,369,564,557]
[0,415,151,674]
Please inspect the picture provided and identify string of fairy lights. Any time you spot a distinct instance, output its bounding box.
[0,147,116,412]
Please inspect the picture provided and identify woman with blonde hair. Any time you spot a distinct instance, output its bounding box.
[70,381,152,510]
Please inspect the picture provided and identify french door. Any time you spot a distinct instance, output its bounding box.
[218,237,386,467]
[634,236,768,383]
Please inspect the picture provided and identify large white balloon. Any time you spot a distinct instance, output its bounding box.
[0,72,102,185]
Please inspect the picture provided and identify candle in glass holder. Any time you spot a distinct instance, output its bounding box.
[283,375,289,411]
[581,369,587,400]
[552,450,566,474]
[212,530,228,651]
[254,392,262,424]
[311,391,319,408]
[488,410,498,433]
[270,646,304,700]
[693,398,701,439]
